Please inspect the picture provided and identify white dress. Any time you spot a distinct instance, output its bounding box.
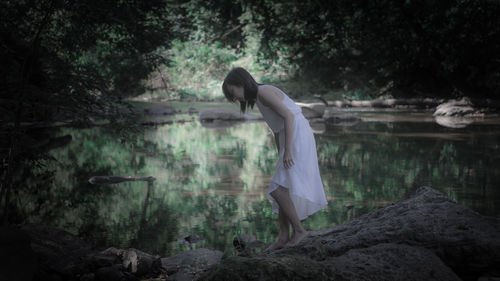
[256,89,328,220]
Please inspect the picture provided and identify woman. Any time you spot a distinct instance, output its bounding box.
[222,67,328,250]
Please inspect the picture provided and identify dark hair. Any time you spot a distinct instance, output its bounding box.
[222,67,259,113]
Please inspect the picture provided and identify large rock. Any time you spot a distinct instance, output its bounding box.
[160,248,223,281]
[21,224,94,279]
[200,244,460,281]
[99,247,159,276]
[199,187,500,281]
[296,102,326,119]
[19,225,160,280]
[434,116,474,128]
[433,98,478,117]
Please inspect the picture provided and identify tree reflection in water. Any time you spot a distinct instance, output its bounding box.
[8,109,500,256]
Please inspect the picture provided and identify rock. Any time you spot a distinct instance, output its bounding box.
[21,224,93,278]
[308,119,326,134]
[199,109,262,121]
[100,247,158,276]
[142,104,177,116]
[200,244,460,281]
[199,109,262,129]
[95,264,139,281]
[330,243,460,281]
[95,265,125,281]
[85,251,121,268]
[433,98,478,117]
[20,225,157,280]
[198,255,329,281]
[168,271,196,281]
[199,187,500,281]
[434,116,474,128]
[324,113,361,126]
[327,98,443,109]
[233,233,265,256]
[160,248,223,280]
[123,248,157,276]
[296,102,326,118]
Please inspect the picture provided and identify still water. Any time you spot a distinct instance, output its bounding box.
[17,102,500,257]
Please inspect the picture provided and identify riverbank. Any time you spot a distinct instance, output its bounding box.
[200,187,500,281]
[2,187,498,281]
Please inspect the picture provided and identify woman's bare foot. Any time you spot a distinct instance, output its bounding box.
[264,235,289,252]
[286,230,308,247]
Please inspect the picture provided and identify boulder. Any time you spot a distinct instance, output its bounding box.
[19,225,160,280]
[433,98,478,117]
[434,116,474,128]
[94,264,127,281]
[20,224,93,278]
[199,187,500,281]
[100,247,159,276]
[199,244,460,281]
[160,248,223,280]
[296,102,326,119]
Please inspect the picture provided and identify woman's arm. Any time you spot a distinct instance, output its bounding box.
[258,86,295,169]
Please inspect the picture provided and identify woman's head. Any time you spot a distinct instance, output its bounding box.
[222,67,259,113]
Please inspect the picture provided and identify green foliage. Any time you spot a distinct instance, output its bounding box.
[163,39,239,99]
[2,0,499,117]
[143,0,500,101]
[243,0,500,98]
[0,0,174,219]
[142,1,301,100]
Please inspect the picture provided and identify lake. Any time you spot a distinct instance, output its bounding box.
[14,102,500,257]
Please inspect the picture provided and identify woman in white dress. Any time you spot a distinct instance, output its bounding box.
[222,67,328,250]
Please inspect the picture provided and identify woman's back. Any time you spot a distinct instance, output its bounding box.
[256,86,302,133]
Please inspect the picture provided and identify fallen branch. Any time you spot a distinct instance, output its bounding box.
[88,176,155,185]
[327,98,443,108]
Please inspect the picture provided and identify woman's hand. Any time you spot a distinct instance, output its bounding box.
[283,149,294,169]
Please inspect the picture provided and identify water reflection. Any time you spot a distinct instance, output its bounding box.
[9,105,500,257]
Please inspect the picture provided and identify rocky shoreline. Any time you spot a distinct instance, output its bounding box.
[1,187,499,281]
[135,97,500,130]
[199,187,500,281]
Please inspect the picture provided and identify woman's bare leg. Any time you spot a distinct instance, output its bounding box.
[278,208,290,242]
[270,186,308,247]
[265,207,290,251]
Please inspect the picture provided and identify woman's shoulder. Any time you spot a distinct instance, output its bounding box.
[257,85,284,103]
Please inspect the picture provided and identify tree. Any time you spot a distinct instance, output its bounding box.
[0,0,175,222]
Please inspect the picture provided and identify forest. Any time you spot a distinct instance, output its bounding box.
[1,1,500,280]
[2,0,500,126]
[2,0,500,222]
